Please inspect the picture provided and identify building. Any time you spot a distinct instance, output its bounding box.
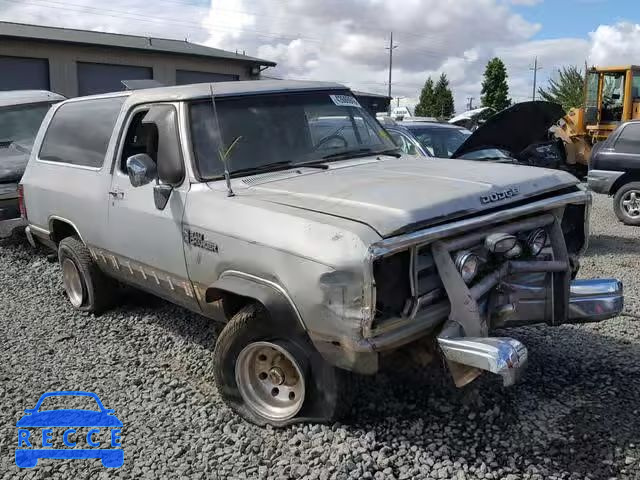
[352,91,391,116]
[0,22,276,97]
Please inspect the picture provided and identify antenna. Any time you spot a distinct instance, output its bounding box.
[209,84,235,197]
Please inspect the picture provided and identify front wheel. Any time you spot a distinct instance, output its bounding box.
[213,303,352,426]
[614,182,640,226]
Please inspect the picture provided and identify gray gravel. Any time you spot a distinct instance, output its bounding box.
[1,194,639,479]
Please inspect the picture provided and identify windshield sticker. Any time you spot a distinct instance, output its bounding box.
[329,95,362,108]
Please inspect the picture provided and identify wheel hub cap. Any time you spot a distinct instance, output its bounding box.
[61,258,84,308]
[622,191,640,219]
[235,341,305,421]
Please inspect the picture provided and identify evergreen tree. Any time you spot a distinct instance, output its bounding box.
[433,73,455,119]
[538,66,585,111]
[414,77,435,117]
[481,58,512,111]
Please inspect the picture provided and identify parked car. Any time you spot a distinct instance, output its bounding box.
[0,90,65,239]
[21,80,622,427]
[588,120,640,225]
[385,124,429,157]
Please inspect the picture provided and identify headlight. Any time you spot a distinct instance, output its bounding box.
[455,251,480,284]
[504,242,522,259]
[485,233,517,254]
[527,229,548,256]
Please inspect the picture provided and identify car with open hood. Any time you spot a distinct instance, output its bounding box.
[0,90,65,239]
[20,81,623,427]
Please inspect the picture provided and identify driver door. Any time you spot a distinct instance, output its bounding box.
[105,104,198,310]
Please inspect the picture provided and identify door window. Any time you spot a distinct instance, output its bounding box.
[615,123,640,154]
[601,72,626,123]
[119,110,157,172]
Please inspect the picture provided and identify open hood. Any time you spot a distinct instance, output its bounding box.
[451,101,565,159]
[229,156,579,237]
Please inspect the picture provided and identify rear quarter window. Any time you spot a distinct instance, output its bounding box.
[614,123,640,155]
[39,96,125,168]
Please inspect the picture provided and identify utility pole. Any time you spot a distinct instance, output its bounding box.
[395,96,405,107]
[530,56,543,101]
[386,32,398,114]
[466,97,474,110]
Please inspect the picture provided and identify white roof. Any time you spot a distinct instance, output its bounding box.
[448,107,492,124]
[0,90,66,108]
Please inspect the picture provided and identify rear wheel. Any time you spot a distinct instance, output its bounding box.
[58,236,116,313]
[614,182,640,226]
[213,303,352,426]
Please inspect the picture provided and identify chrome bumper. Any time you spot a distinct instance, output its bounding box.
[0,217,26,239]
[438,335,528,387]
[437,278,623,388]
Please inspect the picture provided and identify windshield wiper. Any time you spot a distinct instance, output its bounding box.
[229,160,329,177]
[320,147,401,161]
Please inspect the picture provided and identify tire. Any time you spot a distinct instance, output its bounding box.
[213,303,352,427]
[58,236,116,313]
[613,182,640,226]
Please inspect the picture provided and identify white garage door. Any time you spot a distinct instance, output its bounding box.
[77,62,152,96]
[0,56,50,91]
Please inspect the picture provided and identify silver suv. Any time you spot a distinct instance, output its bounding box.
[20,81,623,426]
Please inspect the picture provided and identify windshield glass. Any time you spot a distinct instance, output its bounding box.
[460,148,510,160]
[601,72,625,122]
[0,102,52,145]
[190,91,396,179]
[403,124,471,157]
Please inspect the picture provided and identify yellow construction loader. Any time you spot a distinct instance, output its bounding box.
[553,65,640,173]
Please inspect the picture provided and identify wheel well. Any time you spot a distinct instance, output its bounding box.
[610,173,640,195]
[49,219,80,244]
[207,288,252,320]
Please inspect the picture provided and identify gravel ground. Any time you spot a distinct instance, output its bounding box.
[1,194,639,480]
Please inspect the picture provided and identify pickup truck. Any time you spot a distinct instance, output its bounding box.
[0,90,65,239]
[20,80,624,426]
[588,120,640,225]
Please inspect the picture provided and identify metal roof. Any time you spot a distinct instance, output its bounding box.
[352,90,391,100]
[0,90,66,108]
[0,21,276,67]
[62,79,349,106]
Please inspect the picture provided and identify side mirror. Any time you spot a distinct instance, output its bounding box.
[142,105,184,187]
[407,144,417,156]
[126,154,157,187]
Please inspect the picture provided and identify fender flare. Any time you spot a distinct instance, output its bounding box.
[205,271,307,332]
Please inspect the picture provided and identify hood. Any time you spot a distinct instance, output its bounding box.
[452,101,565,158]
[0,140,31,183]
[236,156,578,237]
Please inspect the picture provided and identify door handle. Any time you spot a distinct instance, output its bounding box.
[108,190,125,199]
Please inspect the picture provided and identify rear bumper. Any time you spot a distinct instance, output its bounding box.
[0,216,26,239]
[438,277,623,387]
[587,169,624,195]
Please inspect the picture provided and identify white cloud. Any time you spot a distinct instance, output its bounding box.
[1,1,639,113]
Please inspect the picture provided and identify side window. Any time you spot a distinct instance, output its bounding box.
[119,110,158,172]
[615,124,640,155]
[39,96,125,168]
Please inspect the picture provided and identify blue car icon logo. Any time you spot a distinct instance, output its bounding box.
[16,391,123,468]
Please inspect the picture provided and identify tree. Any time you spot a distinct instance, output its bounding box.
[414,77,435,117]
[538,66,585,111]
[481,57,512,111]
[432,73,455,119]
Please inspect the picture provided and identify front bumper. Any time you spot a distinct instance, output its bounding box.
[587,169,624,195]
[438,277,623,386]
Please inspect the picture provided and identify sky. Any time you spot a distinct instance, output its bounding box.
[1,0,639,112]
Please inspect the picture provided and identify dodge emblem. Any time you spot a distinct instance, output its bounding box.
[481,186,520,204]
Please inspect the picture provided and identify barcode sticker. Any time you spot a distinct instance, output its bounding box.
[329,94,362,108]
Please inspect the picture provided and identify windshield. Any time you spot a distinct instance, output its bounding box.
[190,91,396,179]
[403,124,471,157]
[460,148,510,160]
[0,102,52,145]
[601,72,625,123]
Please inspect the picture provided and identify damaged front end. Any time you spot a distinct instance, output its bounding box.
[363,189,623,387]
